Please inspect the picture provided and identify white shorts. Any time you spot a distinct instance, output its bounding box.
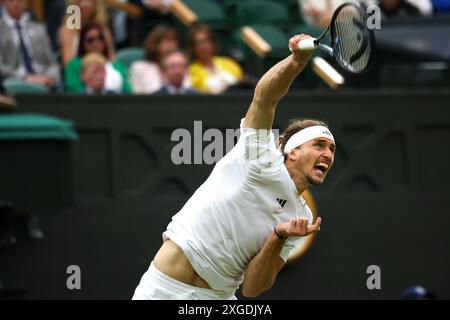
[132,262,237,300]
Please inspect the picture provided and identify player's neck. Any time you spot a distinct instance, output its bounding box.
[285,163,308,195]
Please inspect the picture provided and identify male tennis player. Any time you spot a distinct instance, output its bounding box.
[133,34,336,300]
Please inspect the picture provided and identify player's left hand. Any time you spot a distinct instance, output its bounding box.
[275,217,321,238]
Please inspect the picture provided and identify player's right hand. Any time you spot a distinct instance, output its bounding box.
[275,217,321,238]
[288,34,314,63]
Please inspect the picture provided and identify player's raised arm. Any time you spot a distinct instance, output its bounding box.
[243,34,313,130]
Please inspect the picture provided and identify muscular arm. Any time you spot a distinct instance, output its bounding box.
[242,217,321,297]
[243,34,313,130]
[241,231,285,298]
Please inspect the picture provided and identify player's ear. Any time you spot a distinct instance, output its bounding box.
[286,149,298,161]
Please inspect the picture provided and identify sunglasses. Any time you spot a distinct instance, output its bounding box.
[85,35,104,44]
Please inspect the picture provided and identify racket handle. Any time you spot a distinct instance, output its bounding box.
[298,38,317,51]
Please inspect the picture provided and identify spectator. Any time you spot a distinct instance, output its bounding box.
[299,0,347,28]
[378,0,426,17]
[153,49,197,95]
[407,0,433,14]
[0,0,60,89]
[47,0,66,50]
[187,24,243,94]
[362,0,432,17]
[80,52,107,94]
[129,25,179,94]
[108,0,129,47]
[58,0,115,66]
[400,285,436,300]
[64,23,131,93]
[432,0,450,13]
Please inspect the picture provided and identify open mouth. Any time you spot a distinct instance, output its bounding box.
[314,162,329,176]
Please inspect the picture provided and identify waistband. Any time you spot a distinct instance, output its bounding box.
[149,262,236,300]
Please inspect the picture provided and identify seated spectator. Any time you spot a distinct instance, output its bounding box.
[129,25,179,94]
[378,0,428,18]
[361,0,432,17]
[187,24,243,94]
[65,23,131,93]
[153,49,197,95]
[0,0,60,89]
[400,285,436,300]
[58,0,115,66]
[407,0,433,14]
[299,0,347,28]
[80,52,107,94]
[47,0,66,50]
[432,0,450,13]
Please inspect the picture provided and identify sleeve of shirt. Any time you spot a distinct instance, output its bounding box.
[238,118,282,168]
[279,236,301,262]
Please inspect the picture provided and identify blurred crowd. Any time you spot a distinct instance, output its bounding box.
[0,0,449,96]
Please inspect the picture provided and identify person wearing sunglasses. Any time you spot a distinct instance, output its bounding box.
[64,23,131,93]
[58,0,115,67]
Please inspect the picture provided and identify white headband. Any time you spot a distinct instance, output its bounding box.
[283,125,335,153]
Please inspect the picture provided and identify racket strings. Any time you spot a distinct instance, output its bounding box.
[333,5,372,73]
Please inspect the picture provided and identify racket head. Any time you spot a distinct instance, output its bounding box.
[329,2,375,74]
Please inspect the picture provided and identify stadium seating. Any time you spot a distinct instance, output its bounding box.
[115,47,145,68]
[231,0,290,30]
[183,0,226,30]
[2,79,49,95]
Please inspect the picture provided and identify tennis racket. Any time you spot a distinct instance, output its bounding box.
[298,2,374,74]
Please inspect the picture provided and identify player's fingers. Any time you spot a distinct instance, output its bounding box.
[289,35,303,52]
[298,33,312,41]
[289,218,296,231]
[306,217,322,234]
[314,217,322,231]
[299,218,308,234]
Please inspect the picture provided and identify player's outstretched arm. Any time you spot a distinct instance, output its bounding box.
[243,34,313,130]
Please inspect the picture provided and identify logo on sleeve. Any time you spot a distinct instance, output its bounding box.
[276,198,287,208]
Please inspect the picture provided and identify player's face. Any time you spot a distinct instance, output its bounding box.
[291,138,335,185]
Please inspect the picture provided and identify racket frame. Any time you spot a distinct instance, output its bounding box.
[299,2,375,74]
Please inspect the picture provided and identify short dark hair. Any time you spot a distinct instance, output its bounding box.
[278,118,329,159]
[144,25,178,63]
[187,24,217,61]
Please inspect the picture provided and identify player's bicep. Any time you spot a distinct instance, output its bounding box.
[243,101,276,130]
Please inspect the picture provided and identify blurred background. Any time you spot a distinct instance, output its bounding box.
[1,0,449,299]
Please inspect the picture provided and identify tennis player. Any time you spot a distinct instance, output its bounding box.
[133,34,336,300]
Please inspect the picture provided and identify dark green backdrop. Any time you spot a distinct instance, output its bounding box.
[1,90,449,299]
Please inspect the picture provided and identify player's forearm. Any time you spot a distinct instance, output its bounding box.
[252,54,308,108]
[242,231,285,297]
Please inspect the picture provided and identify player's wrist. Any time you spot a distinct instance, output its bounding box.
[274,226,288,241]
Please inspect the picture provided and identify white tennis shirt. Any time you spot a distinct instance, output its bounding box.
[163,120,313,294]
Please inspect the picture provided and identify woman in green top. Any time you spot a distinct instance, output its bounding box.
[64,23,131,93]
